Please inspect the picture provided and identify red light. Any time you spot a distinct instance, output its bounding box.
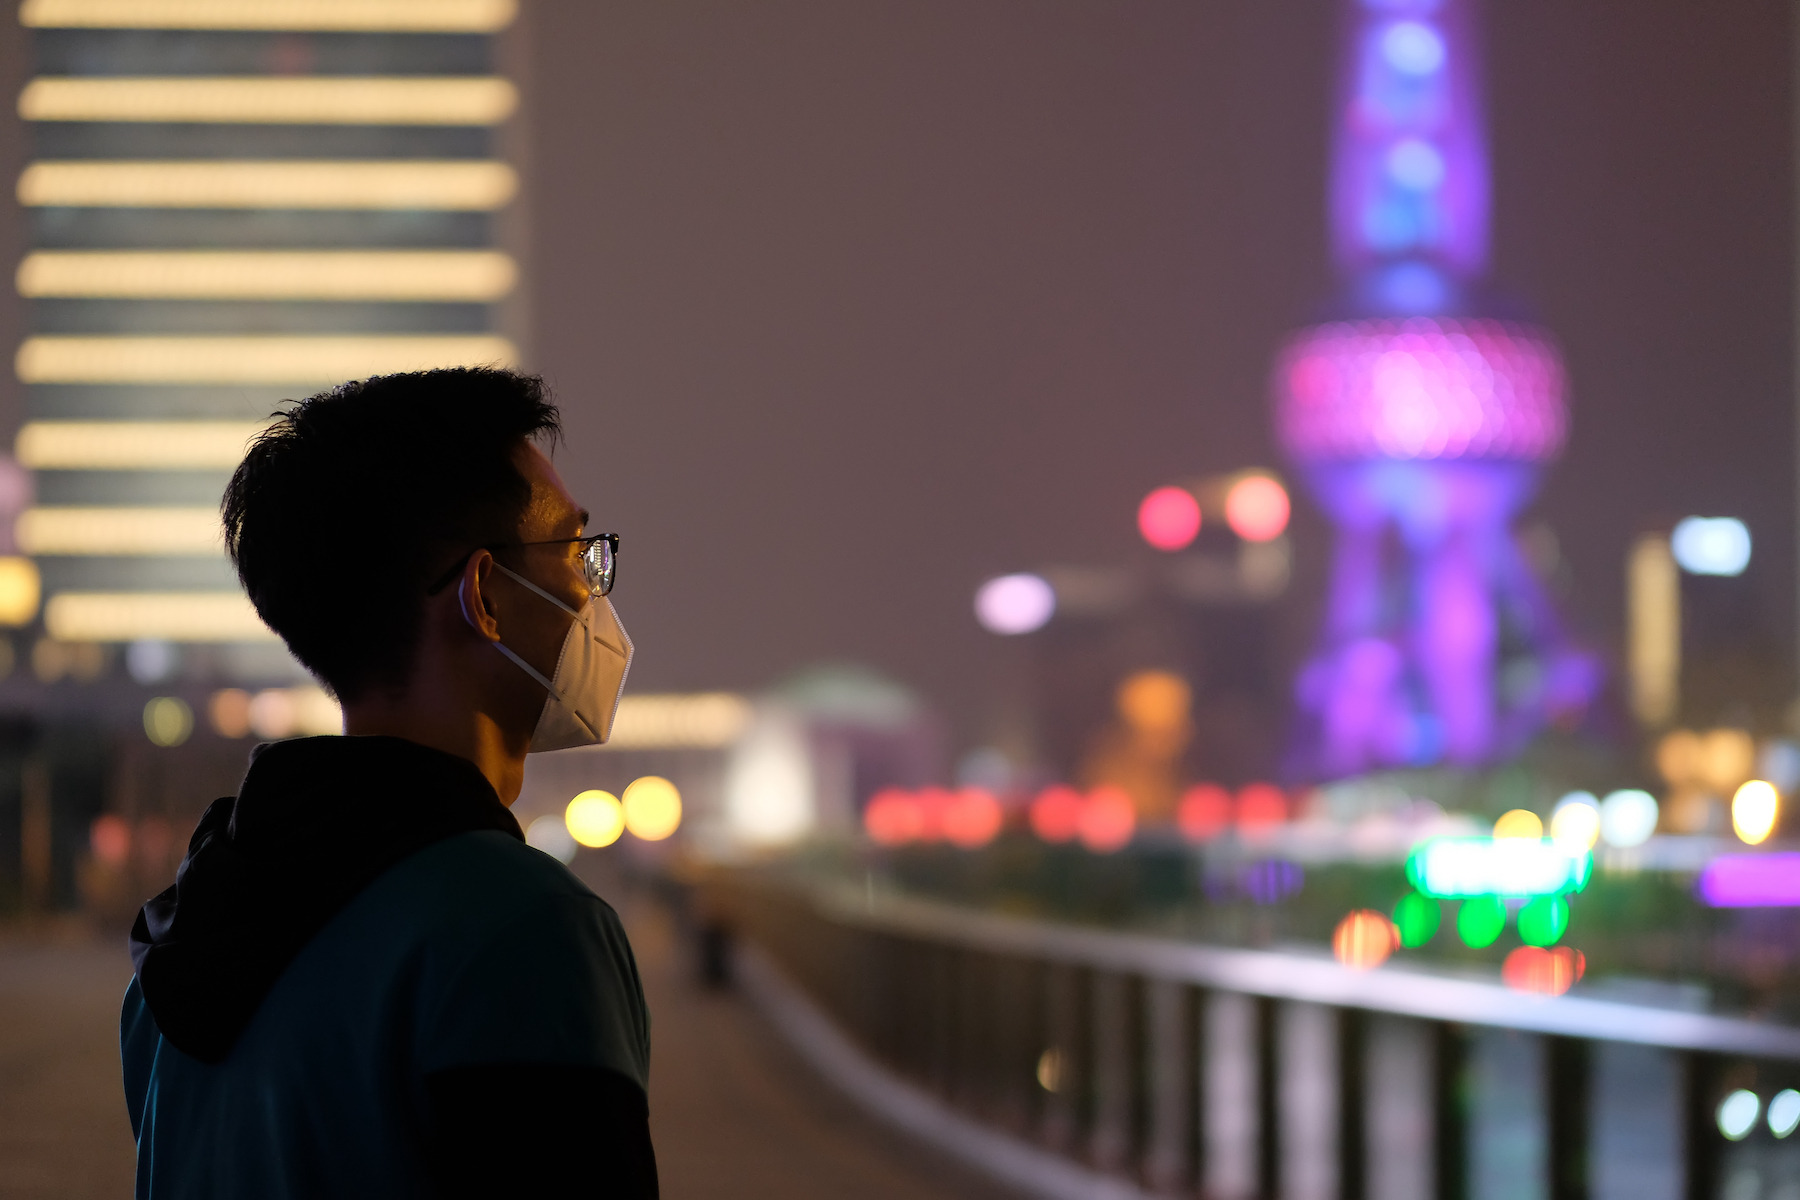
[1332,909,1398,970]
[1225,475,1290,542]
[1502,946,1585,996]
[914,787,953,842]
[864,788,921,846]
[90,814,131,867]
[1138,486,1201,552]
[943,787,1004,848]
[1079,785,1137,853]
[1177,784,1233,843]
[1029,785,1084,843]
[1236,782,1288,832]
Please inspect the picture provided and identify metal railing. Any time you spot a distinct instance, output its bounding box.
[713,874,1800,1200]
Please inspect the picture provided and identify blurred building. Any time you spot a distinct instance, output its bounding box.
[4,0,527,911]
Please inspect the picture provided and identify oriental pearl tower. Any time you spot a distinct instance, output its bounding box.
[1275,0,1598,780]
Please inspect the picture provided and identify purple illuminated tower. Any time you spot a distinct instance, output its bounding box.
[1276,0,1597,779]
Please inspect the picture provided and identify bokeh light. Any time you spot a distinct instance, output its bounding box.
[1241,859,1304,905]
[1029,786,1084,843]
[864,787,923,847]
[143,696,192,747]
[622,775,682,841]
[912,787,952,843]
[1492,809,1542,840]
[1177,783,1232,843]
[1117,670,1190,733]
[1137,486,1201,551]
[1769,1089,1800,1139]
[1381,20,1446,75]
[525,813,577,864]
[1078,786,1136,853]
[90,813,130,867]
[1671,516,1751,577]
[1516,896,1569,947]
[1456,895,1505,948]
[208,688,251,737]
[1549,793,1601,853]
[1502,946,1585,996]
[1274,318,1568,465]
[565,789,624,848]
[1409,836,1590,898]
[1391,891,1441,947]
[942,787,1003,849]
[1731,780,1779,846]
[974,573,1056,635]
[1698,854,1800,907]
[1718,1090,1761,1142]
[1236,783,1287,833]
[1599,789,1659,848]
[1332,909,1397,970]
[248,688,296,739]
[1224,475,1290,542]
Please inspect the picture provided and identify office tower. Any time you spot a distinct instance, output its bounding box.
[14,0,523,681]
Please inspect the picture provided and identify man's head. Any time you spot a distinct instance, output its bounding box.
[223,367,563,702]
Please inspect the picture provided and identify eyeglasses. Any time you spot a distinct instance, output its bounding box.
[427,532,618,598]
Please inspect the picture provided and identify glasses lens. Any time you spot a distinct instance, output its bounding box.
[587,537,614,595]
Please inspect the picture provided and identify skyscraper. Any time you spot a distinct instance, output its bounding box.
[14,0,524,682]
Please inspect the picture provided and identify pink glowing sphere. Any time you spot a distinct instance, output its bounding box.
[1138,486,1202,551]
[1273,317,1567,465]
[1225,476,1291,542]
[1029,785,1084,843]
[1079,786,1137,853]
[943,787,1004,849]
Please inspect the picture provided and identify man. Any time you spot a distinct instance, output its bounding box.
[121,367,657,1198]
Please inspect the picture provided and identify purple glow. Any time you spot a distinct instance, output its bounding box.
[1332,0,1487,284]
[1273,0,1598,779]
[1274,317,1568,465]
[1698,855,1800,908]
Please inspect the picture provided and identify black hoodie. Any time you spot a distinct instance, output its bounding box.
[124,735,658,1198]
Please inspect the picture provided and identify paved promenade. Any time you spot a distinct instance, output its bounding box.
[0,894,1016,1200]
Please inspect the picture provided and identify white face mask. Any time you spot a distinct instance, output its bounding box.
[481,563,633,752]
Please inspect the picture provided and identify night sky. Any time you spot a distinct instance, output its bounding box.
[2,2,1792,750]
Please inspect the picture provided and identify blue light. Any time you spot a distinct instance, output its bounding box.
[1382,22,1446,75]
[1386,139,1445,190]
[1670,517,1751,577]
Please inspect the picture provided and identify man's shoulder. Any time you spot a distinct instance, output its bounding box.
[370,828,617,936]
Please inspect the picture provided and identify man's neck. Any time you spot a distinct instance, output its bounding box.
[341,697,528,806]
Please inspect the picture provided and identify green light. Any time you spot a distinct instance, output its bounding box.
[1516,896,1569,947]
[1405,836,1591,899]
[1392,891,1441,947]
[1457,896,1506,948]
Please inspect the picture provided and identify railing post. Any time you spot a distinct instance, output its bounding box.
[1588,1041,1681,1200]
[1278,1001,1339,1200]
[1144,977,1194,1192]
[1365,1014,1434,1200]
[1040,962,1084,1154]
[1205,989,1263,1200]
[1469,1027,1549,1200]
[1090,970,1134,1173]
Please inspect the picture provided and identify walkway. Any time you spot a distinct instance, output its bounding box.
[0,893,1018,1200]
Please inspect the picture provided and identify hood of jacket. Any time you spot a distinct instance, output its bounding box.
[129,735,523,1063]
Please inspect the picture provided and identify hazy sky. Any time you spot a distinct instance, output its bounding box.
[521,1,1793,744]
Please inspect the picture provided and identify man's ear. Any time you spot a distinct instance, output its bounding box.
[457,550,503,642]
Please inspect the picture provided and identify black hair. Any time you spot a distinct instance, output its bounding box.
[223,367,561,701]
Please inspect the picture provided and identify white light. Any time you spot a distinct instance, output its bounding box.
[525,813,578,864]
[1408,837,1590,899]
[723,708,815,845]
[19,0,517,31]
[17,420,268,469]
[1382,21,1446,75]
[16,335,516,385]
[974,573,1055,635]
[604,693,752,750]
[1718,1089,1760,1141]
[1670,517,1751,577]
[17,251,517,301]
[1598,789,1659,848]
[19,77,519,126]
[1386,139,1445,190]
[1770,1089,1800,1138]
[1549,792,1602,853]
[17,160,518,211]
[44,591,277,642]
[16,507,222,555]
